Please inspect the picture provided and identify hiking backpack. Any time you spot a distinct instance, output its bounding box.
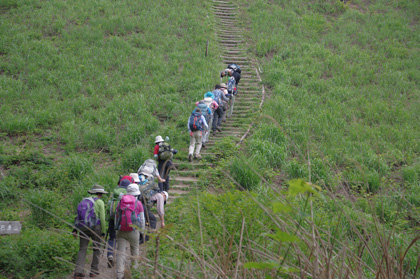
[189,112,203,132]
[139,180,160,207]
[120,175,134,183]
[203,97,213,108]
[158,142,173,161]
[212,89,222,106]
[137,159,158,180]
[228,63,241,74]
[227,76,236,94]
[109,187,127,219]
[115,195,141,232]
[75,197,99,229]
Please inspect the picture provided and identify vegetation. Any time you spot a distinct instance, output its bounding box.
[0,0,420,278]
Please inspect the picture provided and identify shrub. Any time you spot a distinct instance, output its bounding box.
[26,189,66,229]
[0,228,78,278]
[229,155,261,191]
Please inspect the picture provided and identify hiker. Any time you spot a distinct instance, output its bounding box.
[220,64,241,92]
[211,84,229,136]
[73,185,108,279]
[115,183,145,279]
[139,191,168,244]
[220,83,231,122]
[137,158,166,184]
[106,175,133,268]
[188,107,208,161]
[150,191,168,228]
[194,101,212,148]
[202,91,219,111]
[137,174,160,244]
[154,135,178,192]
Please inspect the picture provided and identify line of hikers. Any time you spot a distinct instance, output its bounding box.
[72,139,177,279]
[71,63,240,278]
[188,64,241,161]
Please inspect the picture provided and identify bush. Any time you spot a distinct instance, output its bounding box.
[229,155,261,190]
[26,189,67,229]
[0,228,78,278]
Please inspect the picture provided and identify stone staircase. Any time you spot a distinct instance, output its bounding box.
[167,0,263,204]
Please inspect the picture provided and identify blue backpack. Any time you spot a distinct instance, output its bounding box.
[75,197,99,229]
[212,89,222,106]
[227,76,236,94]
[189,112,203,132]
[228,64,241,74]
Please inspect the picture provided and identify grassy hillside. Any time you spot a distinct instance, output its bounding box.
[1,0,420,278]
[0,0,222,277]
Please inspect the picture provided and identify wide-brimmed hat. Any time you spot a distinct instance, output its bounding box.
[88,184,108,194]
[204,91,214,99]
[220,83,227,89]
[155,135,164,144]
[127,183,141,196]
[130,173,140,183]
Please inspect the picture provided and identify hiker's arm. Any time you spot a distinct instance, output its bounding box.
[95,199,107,235]
[157,176,165,183]
[138,211,145,231]
[202,116,208,130]
[155,194,165,228]
[159,214,165,228]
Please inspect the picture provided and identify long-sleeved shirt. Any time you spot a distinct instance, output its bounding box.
[91,196,107,234]
[187,114,208,132]
[150,192,165,217]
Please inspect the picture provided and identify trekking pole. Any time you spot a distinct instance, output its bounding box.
[102,228,109,257]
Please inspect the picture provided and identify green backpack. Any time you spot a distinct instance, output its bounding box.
[109,187,127,219]
[158,142,173,161]
[139,180,160,207]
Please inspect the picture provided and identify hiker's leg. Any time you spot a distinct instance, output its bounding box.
[163,162,171,191]
[75,229,90,274]
[157,160,164,191]
[189,134,196,155]
[107,218,116,258]
[116,232,128,279]
[217,107,224,127]
[212,109,220,131]
[90,225,102,275]
[127,230,140,267]
[148,210,157,230]
[194,131,203,155]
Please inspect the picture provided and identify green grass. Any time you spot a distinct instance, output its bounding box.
[2,0,420,277]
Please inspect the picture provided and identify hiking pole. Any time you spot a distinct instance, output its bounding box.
[102,227,109,258]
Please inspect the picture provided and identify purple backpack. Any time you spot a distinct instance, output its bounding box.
[75,197,99,229]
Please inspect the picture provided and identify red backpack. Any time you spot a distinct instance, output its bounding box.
[115,195,141,231]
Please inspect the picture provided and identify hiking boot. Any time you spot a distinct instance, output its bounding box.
[188,154,192,162]
[74,273,85,279]
[89,273,98,278]
[107,255,114,268]
[195,154,202,159]
[217,127,222,132]
[202,143,206,148]
[212,131,216,136]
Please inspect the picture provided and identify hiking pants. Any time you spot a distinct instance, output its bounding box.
[107,218,116,258]
[75,224,102,275]
[116,230,139,279]
[212,107,223,131]
[158,159,172,192]
[189,131,203,156]
[140,206,157,244]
